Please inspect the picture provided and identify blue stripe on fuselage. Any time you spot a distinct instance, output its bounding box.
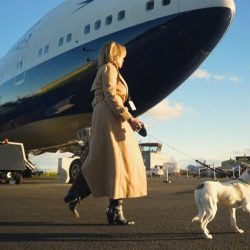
[0,14,178,126]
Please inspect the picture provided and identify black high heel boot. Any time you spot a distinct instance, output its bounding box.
[106,199,135,225]
[64,173,91,218]
[64,187,90,203]
[68,197,81,219]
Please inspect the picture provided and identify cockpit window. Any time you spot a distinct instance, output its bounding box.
[162,0,171,5]
[146,0,154,11]
[118,10,125,21]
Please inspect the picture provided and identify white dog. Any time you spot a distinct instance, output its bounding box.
[192,169,250,239]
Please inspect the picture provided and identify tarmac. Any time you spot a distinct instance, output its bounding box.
[0,176,250,250]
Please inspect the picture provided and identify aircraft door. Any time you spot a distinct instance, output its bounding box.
[15,38,29,86]
[15,54,25,86]
[74,26,82,45]
[14,35,30,101]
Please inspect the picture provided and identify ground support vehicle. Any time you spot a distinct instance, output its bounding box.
[0,140,35,184]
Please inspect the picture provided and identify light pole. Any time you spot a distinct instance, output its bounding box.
[163,166,171,183]
[213,164,216,180]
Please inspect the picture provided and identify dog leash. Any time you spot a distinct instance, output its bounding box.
[195,160,232,177]
[147,133,196,161]
[238,178,249,185]
[147,133,234,178]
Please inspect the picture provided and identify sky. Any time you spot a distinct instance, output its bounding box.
[0,0,249,170]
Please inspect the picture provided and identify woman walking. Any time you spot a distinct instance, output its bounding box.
[64,41,147,225]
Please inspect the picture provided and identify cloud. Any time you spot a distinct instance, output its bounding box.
[244,149,250,153]
[191,69,211,80]
[232,148,250,156]
[145,99,184,120]
[232,151,242,156]
[191,68,241,83]
[213,75,225,81]
[228,76,240,82]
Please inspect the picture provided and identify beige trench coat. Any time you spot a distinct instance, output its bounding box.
[81,62,147,199]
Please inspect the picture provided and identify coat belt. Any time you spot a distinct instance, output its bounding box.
[92,96,104,107]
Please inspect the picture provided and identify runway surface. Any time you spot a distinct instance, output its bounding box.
[0,176,249,249]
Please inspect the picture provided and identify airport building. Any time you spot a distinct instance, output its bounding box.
[221,155,250,169]
[139,143,167,170]
[235,155,250,165]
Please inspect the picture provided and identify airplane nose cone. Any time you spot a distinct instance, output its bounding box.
[125,1,236,116]
[179,0,236,17]
[225,0,236,15]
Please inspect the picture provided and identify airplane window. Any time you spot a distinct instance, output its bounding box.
[58,37,64,47]
[38,48,43,57]
[162,0,170,5]
[66,33,72,43]
[146,0,154,11]
[94,20,101,30]
[84,24,90,35]
[118,10,125,21]
[16,60,22,69]
[105,15,113,25]
[44,44,49,54]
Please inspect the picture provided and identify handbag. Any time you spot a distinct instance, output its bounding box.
[137,124,147,137]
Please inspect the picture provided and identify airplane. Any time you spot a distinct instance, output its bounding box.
[0,0,235,156]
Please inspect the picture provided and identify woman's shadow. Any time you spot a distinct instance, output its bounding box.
[0,222,204,242]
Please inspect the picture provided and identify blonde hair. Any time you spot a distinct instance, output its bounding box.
[98,41,126,68]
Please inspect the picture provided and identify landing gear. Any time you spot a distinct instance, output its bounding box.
[69,159,81,183]
[68,127,91,183]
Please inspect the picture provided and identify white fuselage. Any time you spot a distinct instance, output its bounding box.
[0,0,235,152]
[0,0,235,87]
